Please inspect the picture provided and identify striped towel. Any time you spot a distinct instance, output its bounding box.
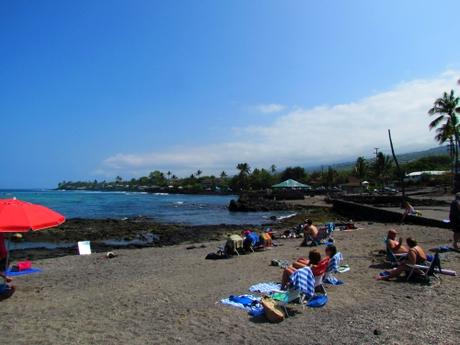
[289,266,315,298]
[325,252,345,285]
[327,252,343,274]
[249,282,282,294]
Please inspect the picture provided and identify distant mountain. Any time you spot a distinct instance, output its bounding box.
[305,146,450,172]
[395,146,449,163]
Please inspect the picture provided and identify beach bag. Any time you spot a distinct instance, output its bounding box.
[261,296,285,323]
[18,261,32,271]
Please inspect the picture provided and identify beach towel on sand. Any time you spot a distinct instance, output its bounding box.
[220,294,263,315]
[249,282,282,294]
[6,268,42,277]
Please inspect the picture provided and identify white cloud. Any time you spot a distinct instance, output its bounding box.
[99,70,459,177]
[252,103,286,113]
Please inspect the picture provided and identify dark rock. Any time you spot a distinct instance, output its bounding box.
[373,329,382,336]
[228,195,302,212]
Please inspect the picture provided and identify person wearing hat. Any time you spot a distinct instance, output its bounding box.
[448,193,460,249]
[387,229,408,254]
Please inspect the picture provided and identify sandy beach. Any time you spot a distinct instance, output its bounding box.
[2,221,459,345]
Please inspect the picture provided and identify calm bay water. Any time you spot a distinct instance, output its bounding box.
[0,189,292,225]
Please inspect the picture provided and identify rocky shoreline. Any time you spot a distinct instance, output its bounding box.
[9,204,336,261]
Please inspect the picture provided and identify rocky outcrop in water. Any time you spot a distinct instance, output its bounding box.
[228,195,302,212]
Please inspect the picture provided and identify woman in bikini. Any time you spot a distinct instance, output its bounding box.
[377,237,427,280]
[280,249,329,289]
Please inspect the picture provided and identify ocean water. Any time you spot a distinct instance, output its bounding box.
[0,190,293,225]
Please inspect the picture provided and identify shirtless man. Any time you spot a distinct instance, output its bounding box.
[301,219,319,246]
[387,229,408,254]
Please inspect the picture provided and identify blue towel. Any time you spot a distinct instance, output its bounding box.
[221,294,262,314]
[6,268,42,276]
[324,276,344,285]
[307,294,328,308]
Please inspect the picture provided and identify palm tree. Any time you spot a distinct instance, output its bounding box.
[196,170,202,178]
[236,163,251,176]
[373,152,393,188]
[354,157,368,180]
[167,171,172,179]
[236,163,251,190]
[220,171,227,179]
[428,90,460,174]
[270,164,277,174]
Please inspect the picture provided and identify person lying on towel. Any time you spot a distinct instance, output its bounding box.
[377,237,428,280]
[281,249,329,289]
[387,229,409,254]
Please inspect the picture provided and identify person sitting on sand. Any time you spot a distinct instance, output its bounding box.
[301,219,319,246]
[377,237,427,280]
[242,230,261,251]
[261,229,273,247]
[0,271,14,299]
[281,249,328,289]
[401,200,420,223]
[325,244,337,261]
[386,229,409,254]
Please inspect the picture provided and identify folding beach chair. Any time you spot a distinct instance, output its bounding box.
[384,238,407,267]
[272,266,316,316]
[313,223,335,245]
[406,253,441,281]
[223,235,244,256]
[324,252,349,285]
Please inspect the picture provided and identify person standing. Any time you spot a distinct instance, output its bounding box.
[0,233,8,273]
[448,193,460,250]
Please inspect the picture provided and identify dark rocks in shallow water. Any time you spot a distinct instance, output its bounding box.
[228,195,302,212]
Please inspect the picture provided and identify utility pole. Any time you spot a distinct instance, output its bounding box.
[374,147,379,157]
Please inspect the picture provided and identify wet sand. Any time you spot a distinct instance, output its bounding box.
[1,222,459,345]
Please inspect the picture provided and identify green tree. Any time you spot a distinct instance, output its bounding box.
[249,168,274,190]
[354,157,368,180]
[322,166,338,187]
[373,152,393,187]
[270,164,277,174]
[280,166,307,182]
[236,163,251,176]
[428,90,460,174]
[148,171,167,186]
[236,163,251,190]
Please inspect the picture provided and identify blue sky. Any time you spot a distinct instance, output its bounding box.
[1,1,460,188]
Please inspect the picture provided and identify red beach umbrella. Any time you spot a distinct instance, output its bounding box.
[0,198,65,232]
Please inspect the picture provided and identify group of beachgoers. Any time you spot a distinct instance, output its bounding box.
[401,193,460,250]
[280,244,339,289]
[377,229,430,281]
